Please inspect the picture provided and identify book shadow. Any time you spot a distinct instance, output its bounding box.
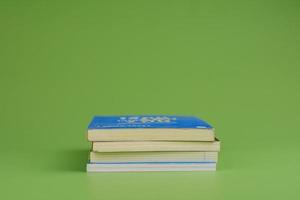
[51,149,88,172]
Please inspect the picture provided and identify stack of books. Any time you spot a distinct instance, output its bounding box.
[86,115,220,172]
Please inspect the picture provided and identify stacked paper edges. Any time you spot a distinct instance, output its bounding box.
[86,116,220,172]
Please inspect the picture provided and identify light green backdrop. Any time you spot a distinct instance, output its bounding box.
[1,0,299,199]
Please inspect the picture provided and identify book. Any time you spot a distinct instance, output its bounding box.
[87,115,214,141]
[87,162,216,172]
[92,139,220,152]
[89,151,218,163]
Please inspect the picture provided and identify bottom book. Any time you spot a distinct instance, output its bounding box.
[87,162,216,172]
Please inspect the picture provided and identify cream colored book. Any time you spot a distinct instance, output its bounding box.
[92,140,220,152]
[89,151,218,163]
[87,116,215,141]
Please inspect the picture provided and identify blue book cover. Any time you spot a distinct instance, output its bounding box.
[88,115,212,129]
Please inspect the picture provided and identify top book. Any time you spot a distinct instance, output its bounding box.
[87,115,215,141]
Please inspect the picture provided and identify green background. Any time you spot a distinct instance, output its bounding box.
[1,0,300,199]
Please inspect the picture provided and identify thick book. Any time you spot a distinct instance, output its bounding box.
[89,151,218,163]
[87,115,214,141]
[92,140,220,152]
[87,162,216,172]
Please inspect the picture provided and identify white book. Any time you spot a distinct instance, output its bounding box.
[87,163,216,172]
